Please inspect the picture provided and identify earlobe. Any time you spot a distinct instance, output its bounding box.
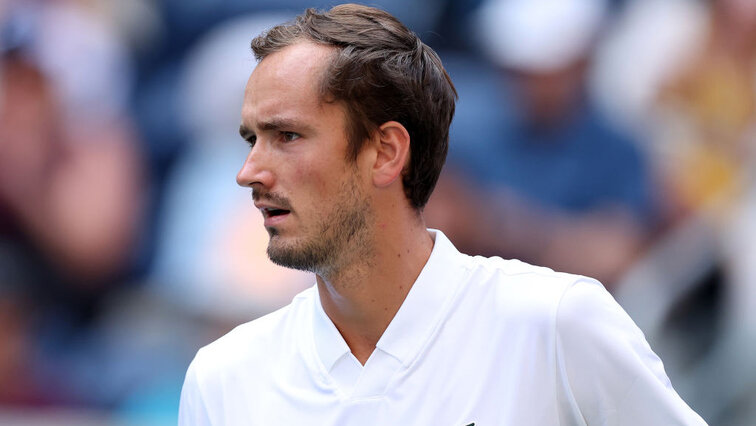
[372,121,410,188]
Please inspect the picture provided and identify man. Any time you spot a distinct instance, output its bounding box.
[179,4,706,424]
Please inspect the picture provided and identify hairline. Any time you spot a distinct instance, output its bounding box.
[256,37,379,161]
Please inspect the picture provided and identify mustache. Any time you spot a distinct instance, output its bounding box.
[252,189,293,210]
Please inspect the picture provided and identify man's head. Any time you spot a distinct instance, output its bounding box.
[237,4,455,275]
[250,4,457,209]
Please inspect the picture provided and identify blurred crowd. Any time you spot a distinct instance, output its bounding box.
[0,0,754,424]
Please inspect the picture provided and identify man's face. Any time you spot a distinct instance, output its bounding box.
[237,41,374,274]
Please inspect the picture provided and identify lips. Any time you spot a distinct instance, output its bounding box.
[253,193,292,227]
[261,207,290,219]
[257,205,292,227]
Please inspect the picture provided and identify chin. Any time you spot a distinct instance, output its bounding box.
[266,234,332,273]
[267,237,308,269]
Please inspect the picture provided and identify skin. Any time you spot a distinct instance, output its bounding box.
[236,41,434,364]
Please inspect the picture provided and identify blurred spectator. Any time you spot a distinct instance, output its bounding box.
[427,0,657,286]
[592,0,756,217]
[0,0,144,285]
[653,0,756,216]
[590,0,709,134]
[0,57,142,288]
[0,0,145,407]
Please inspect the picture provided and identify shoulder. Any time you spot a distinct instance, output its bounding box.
[554,277,651,363]
[458,254,601,331]
[551,277,708,424]
[179,287,316,423]
[465,255,586,308]
[189,286,315,379]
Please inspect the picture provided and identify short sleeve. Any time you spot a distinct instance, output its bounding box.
[555,278,707,425]
[178,351,213,426]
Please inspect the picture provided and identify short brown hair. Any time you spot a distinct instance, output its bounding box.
[251,4,457,209]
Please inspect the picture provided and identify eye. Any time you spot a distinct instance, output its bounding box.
[245,135,257,147]
[282,132,301,142]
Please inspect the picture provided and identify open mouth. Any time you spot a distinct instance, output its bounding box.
[263,208,291,218]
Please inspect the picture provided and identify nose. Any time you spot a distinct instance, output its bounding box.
[236,144,275,189]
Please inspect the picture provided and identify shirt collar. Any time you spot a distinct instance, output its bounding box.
[312,286,352,372]
[376,229,467,367]
[311,229,468,371]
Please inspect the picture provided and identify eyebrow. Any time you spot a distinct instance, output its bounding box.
[239,118,314,139]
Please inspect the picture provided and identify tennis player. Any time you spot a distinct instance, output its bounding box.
[179,4,706,425]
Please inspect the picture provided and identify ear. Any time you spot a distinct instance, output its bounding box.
[371,121,410,188]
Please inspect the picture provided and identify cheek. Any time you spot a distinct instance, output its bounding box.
[291,159,334,200]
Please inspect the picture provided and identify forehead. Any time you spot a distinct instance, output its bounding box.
[242,41,335,126]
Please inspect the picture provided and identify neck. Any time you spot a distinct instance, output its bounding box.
[316,205,433,364]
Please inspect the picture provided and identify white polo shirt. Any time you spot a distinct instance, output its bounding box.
[179,230,706,425]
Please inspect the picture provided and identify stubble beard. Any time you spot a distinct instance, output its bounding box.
[266,176,373,277]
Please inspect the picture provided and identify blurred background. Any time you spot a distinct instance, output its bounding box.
[0,0,754,424]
